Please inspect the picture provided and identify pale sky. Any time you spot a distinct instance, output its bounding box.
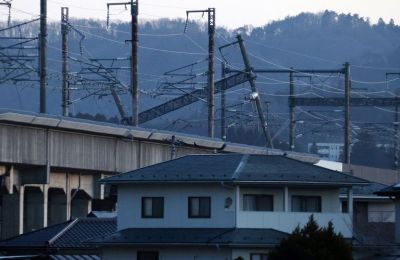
[2,0,400,28]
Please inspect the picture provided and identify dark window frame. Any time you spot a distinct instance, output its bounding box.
[243,194,274,211]
[141,197,164,218]
[188,196,211,218]
[291,195,322,213]
[137,251,159,260]
[250,253,269,260]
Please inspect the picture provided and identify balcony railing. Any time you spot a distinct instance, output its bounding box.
[237,211,352,238]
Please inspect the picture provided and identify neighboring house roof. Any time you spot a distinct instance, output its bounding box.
[89,228,288,247]
[375,183,400,196]
[0,218,116,250]
[340,182,388,199]
[101,154,369,186]
[49,255,100,260]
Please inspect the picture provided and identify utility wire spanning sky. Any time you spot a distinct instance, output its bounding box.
[2,0,400,28]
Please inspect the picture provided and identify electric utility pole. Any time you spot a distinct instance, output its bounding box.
[289,70,295,151]
[107,0,138,126]
[221,62,227,140]
[237,34,274,148]
[185,8,215,138]
[230,66,349,161]
[387,72,400,169]
[344,62,351,165]
[40,0,47,113]
[61,7,69,117]
[0,1,11,26]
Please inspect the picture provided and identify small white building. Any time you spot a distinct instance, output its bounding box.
[93,154,369,260]
[308,142,344,162]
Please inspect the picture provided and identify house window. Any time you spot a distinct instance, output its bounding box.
[341,201,348,213]
[291,195,321,212]
[141,197,164,218]
[243,194,273,211]
[137,251,159,260]
[188,197,210,218]
[250,253,268,260]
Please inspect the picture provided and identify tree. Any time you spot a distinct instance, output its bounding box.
[268,215,353,260]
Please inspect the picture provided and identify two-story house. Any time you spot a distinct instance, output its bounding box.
[92,154,369,260]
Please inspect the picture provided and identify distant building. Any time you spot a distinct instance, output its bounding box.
[308,142,344,161]
[92,154,368,260]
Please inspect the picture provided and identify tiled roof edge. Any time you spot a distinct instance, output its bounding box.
[48,218,79,246]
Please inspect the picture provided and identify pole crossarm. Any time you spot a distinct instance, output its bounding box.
[138,72,252,124]
[290,97,400,107]
[226,68,345,74]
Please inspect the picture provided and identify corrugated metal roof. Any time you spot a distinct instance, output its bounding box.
[0,218,116,249]
[90,228,288,247]
[101,154,369,186]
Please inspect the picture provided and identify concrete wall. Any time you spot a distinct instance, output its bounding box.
[0,123,211,173]
[102,247,231,260]
[1,191,22,238]
[0,124,47,165]
[23,186,45,233]
[0,170,99,239]
[48,188,67,226]
[117,184,236,230]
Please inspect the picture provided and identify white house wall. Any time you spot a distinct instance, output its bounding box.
[232,249,271,260]
[117,183,236,230]
[239,187,284,211]
[102,247,231,260]
[288,188,341,212]
[237,187,352,237]
[239,187,341,213]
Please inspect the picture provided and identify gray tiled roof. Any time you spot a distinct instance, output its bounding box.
[340,182,388,196]
[49,255,100,260]
[101,154,369,186]
[375,183,400,196]
[0,218,116,249]
[89,228,288,247]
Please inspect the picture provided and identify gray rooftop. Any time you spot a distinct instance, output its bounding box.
[89,228,288,247]
[375,183,400,196]
[340,182,388,197]
[101,154,369,186]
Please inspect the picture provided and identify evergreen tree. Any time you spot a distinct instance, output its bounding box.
[268,215,352,260]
